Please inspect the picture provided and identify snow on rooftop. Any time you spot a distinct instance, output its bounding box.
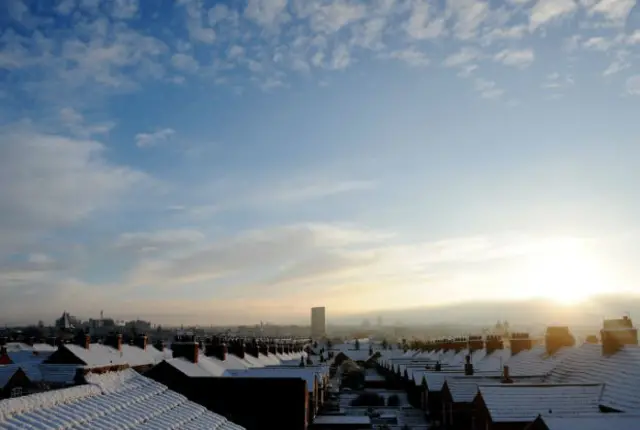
[545,343,640,412]
[478,383,604,423]
[64,344,129,368]
[0,369,244,429]
[536,414,640,430]
[166,357,230,378]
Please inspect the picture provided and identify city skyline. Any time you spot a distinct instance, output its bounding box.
[2,0,640,323]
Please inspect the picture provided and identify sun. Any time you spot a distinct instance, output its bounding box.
[521,240,607,305]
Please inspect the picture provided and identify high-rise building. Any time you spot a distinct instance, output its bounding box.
[311,307,326,339]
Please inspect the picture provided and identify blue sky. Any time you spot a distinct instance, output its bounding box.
[1,0,639,325]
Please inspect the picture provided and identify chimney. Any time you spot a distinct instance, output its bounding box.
[486,335,504,355]
[453,337,467,353]
[75,332,91,349]
[231,340,246,359]
[247,341,260,358]
[171,335,199,364]
[545,326,575,356]
[464,355,474,376]
[46,336,57,347]
[134,334,148,351]
[469,335,484,352]
[435,361,442,372]
[283,343,290,355]
[501,365,513,383]
[259,343,269,356]
[105,333,123,352]
[277,344,285,355]
[210,343,228,361]
[510,333,533,356]
[585,335,599,344]
[154,339,166,353]
[601,316,638,356]
[269,344,277,355]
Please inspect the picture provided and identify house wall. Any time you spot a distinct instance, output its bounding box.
[146,364,309,430]
[0,369,31,399]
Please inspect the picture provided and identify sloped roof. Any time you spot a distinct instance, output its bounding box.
[165,357,230,377]
[63,344,128,368]
[0,369,244,429]
[545,343,640,412]
[534,414,640,430]
[444,376,502,403]
[478,384,604,423]
[0,366,22,389]
[118,345,165,368]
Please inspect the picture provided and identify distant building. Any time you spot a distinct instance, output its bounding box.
[311,307,326,339]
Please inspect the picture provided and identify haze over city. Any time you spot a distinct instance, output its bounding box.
[2,0,640,326]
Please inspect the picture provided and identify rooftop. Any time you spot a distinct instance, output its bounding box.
[0,369,244,429]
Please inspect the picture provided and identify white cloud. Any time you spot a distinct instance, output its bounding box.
[181,0,216,44]
[583,36,613,50]
[350,18,387,50]
[110,0,139,19]
[115,229,205,252]
[59,108,115,137]
[388,47,430,67]
[302,1,368,34]
[627,75,640,95]
[0,125,146,254]
[447,0,490,40]
[244,0,290,30]
[443,47,481,67]
[494,48,535,68]
[171,53,199,72]
[474,78,504,99]
[135,128,176,147]
[329,44,351,70]
[589,0,636,22]
[529,0,577,30]
[405,1,446,39]
[481,25,527,45]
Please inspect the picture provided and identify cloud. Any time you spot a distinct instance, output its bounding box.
[59,108,115,137]
[589,0,636,22]
[244,0,290,30]
[627,75,640,95]
[474,78,504,99]
[494,48,535,68]
[115,229,205,252]
[447,0,490,40]
[0,124,147,254]
[171,53,200,72]
[443,47,481,67]
[329,44,351,69]
[135,128,176,148]
[583,36,613,50]
[110,0,139,19]
[529,0,577,30]
[387,47,430,67]
[404,1,446,39]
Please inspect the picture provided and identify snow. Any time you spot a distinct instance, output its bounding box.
[537,415,640,430]
[64,344,128,367]
[0,369,244,429]
[478,383,604,422]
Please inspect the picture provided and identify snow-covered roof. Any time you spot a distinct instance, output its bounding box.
[164,354,243,377]
[118,344,165,368]
[478,384,604,423]
[0,369,244,429]
[544,343,640,412]
[31,344,57,353]
[444,376,502,403]
[63,344,128,368]
[535,414,640,430]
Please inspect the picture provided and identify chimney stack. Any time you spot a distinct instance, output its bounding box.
[277,344,285,355]
[545,326,575,356]
[46,336,57,347]
[259,343,269,356]
[134,334,148,351]
[171,335,199,364]
[154,339,165,353]
[485,335,503,355]
[585,335,599,344]
[231,340,246,359]
[601,316,638,356]
[510,333,533,356]
[501,365,513,383]
[435,361,442,372]
[453,337,467,353]
[464,355,474,376]
[247,340,260,358]
[268,344,277,355]
[105,333,123,352]
[469,335,484,352]
[75,332,91,349]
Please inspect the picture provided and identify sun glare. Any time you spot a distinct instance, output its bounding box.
[522,241,607,305]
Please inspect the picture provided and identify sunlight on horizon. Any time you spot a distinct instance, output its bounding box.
[520,240,610,306]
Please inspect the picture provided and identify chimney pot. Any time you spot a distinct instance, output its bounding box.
[502,365,513,383]
[601,317,638,355]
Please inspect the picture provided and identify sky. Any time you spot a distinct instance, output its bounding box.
[1,0,640,326]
